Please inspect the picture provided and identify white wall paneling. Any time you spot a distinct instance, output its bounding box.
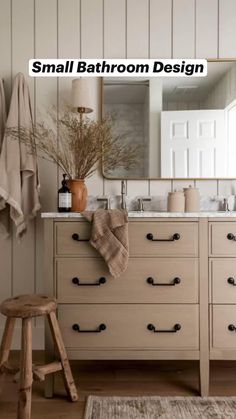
[127,0,149,59]
[149,180,172,196]
[195,180,218,197]
[150,0,172,58]
[104,0,126,59]
[1,0,236,347]
[126,180,149,196]
[81,0,103,59]
[219,0,236,58]
[58,0,80,103]
[173,0,195,58]
[104,179,123,196]
[196,0,218,59]
[218,180,236,197]
[0,0,11,103]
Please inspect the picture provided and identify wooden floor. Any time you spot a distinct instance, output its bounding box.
[1,352,236,418]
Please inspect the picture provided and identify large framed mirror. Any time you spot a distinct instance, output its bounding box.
[102,60,236,180]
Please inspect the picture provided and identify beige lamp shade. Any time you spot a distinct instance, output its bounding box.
[71,78,93,113]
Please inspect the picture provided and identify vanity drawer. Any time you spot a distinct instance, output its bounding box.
[55,221,98,256]
[210,259,236,303]
[56,258,198,304]
[212,305,236,349]
[209,222,236,256]
[129,222,198,256]
[58,304,199,350]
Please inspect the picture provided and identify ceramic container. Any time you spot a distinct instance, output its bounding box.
[167,191,185,212]
[184,186,200,212]
[69,179,87,212]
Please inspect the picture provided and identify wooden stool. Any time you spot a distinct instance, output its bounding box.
[0,294,78,419]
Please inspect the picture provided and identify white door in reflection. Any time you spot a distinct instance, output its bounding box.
[161,110,226,178]
[227,100,236,178]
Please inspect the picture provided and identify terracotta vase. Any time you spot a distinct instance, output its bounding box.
[69,179,87,212]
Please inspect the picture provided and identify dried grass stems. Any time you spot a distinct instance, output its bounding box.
[6,108,140,179]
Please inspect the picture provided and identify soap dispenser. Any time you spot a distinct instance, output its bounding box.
[58,174,72,212]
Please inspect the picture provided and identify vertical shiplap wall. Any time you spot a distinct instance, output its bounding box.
[0,0,236,347]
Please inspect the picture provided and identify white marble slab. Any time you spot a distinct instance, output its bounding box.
[41,211,236,218]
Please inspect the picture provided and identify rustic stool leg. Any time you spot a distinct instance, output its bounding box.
[0,317,16,392]
[47,311,78,402]
[17,318,33,419]
[0,317,15,368]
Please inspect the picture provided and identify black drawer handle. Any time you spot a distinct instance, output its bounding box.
[147,277,181,286]
[227,277,236,286]
[146,233,180,242]
[147,323,181,333]
[72,233,90,242]
[228,324,236,332]
[72,277,106,286]
[227,233,236,241]
[72,323,106,333]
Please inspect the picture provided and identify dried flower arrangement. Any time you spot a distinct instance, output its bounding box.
[6,108,140,180]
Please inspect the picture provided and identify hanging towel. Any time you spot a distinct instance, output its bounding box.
[0,78,9,235]
[82,209,129,278]
[0,78,6,150]
[0,73,41,238]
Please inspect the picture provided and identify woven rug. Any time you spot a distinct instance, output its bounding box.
[84,396,236,419]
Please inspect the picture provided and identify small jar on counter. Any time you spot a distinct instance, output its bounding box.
[167,191,185,212]
[184,185,200,212]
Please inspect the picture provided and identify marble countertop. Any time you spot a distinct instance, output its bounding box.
[41,211,236,218]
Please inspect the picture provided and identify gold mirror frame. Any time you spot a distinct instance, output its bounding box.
[101,58,236,181]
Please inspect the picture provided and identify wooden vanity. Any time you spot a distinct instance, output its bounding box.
[43,213,236,397]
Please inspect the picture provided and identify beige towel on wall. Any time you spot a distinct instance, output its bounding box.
[0,78,9,234]
[0,78,6,150]
[83,209,129,278]
[0,73,41,238]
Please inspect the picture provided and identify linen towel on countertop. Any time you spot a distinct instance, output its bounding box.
[82,209,129,278]
[0,73,41,238]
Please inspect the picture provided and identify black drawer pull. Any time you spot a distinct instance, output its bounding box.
[227,277,236,286]
[146,233,180,242]
[227,233,236,241]
[72,233,89,242]
[72,277,106,286]
[147,323,181,333]
[147,277,181,286]
[72,323,106,333]
[228,324,236,332]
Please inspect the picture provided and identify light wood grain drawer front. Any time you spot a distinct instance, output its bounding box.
[55,222,98,256]
[212,305,236,349]
[58,304,199,350]
[56,258,198,304]
[129,222,198,256]
[210,222,236,256]
[210,259,236,303]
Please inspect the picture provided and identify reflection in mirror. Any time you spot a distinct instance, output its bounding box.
[103,80,149,177]
[102,61,236,179]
